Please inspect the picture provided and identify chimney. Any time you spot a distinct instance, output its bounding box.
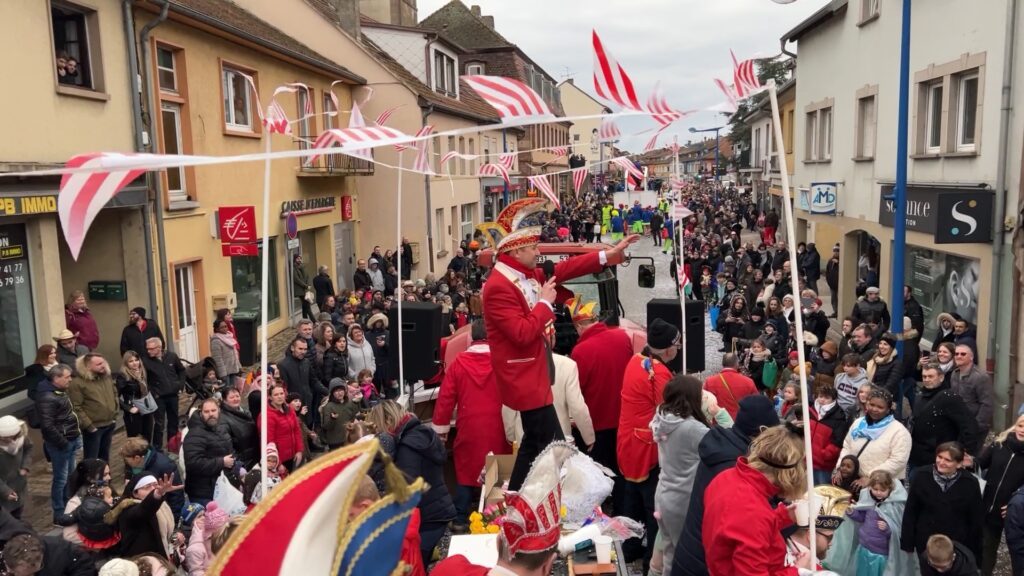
[331,0,361,40]
[481,15,494,29]
[470,4,481,16]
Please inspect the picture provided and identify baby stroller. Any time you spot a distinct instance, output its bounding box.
[183,356,219,413]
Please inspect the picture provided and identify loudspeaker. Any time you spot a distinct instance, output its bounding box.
[388,302,443,383]
[646,298,706,374]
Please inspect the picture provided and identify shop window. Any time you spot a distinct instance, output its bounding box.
[52,1,103,92]
[222,65,255,132]
[903,246,980,345]
[231,237,280,321]
[0,224,35,389]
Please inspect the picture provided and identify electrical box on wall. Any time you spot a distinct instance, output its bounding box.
[211,293,237,310]
[88,281,127,302]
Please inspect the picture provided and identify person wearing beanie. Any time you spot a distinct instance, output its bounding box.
[117,474,182,559]
[100,558,140,576]
[672,395,780,576]
[618,317,679,571]
[867,333,905,409]
[242,443,284,509]
[185,501,232,576]
[0,416,31,519]
[320,378,360,450]
[119,306,164,358]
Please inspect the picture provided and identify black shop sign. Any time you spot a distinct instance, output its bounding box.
[878,185,994,244]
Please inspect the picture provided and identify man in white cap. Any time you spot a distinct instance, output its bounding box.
[53,330,87,373]
[851,286,891,332]
[0,417,30,520]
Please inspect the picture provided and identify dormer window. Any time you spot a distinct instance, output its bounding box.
[467,63,485,75]
[433,50,457,97]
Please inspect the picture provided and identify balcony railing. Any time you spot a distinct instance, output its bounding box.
[297,140,374,176]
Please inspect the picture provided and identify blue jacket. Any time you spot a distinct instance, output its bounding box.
[1006,487,1024,573]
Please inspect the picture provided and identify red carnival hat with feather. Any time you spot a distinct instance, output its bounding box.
[500,442,577,556]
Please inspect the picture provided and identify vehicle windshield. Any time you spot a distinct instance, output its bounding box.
[562,270,613,318]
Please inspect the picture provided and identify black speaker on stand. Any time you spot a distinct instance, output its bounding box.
[646,298,706,374]
[387,302,444,384]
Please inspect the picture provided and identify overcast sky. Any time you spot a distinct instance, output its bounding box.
[417,0,830,152]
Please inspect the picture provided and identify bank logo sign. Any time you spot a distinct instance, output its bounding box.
[935,192,994,244]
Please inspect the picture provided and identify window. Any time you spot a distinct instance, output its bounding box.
[460,204,476,241]
[433,51,456,97]
[51,1,102,91]
[222,66,253,131]
[925,82,943,153]
[860,0,880,24]
[0,225,36,390]
[157,47,177,93]
[468,138,476,174]
[819,107,833,160]
[855,91,877,159]
[785,110,794,153]
[573,133,580,142]
[296,88,315,167]
[956,74,979,151]
[753,127,761,167]
[805,112,818,161]
[902,246,980,337]
[467,63,485,75]
[231,237,280,321]
[435,209,446,254]
[161,103,187,204]
[458,137,466,175]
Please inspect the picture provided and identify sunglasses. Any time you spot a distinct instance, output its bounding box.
[955,352,970,356]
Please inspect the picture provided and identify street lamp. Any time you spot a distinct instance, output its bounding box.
[689,125,725,184]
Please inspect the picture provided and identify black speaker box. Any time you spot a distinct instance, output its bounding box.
[388,302,443,383]
[646,298,706,374]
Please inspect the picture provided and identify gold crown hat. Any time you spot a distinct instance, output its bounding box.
[565,294,598,322]
[477,197,548,253]
[814,484,852,531]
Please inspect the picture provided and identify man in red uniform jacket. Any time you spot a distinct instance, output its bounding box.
[568,294,633,512]
[431,320,512,528]
[703,353,758,420]
[483,198,637,490]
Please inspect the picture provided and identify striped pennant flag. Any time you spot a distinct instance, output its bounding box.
[597,117,621,142]
[498,152,516,170]
[59,153,146,260]
[673,202,694,221]
[592,30,642,111]
[410,126,435,174]
[671,140,680,156]
[396,125,433,152]
[610,156,643,182]
[643,126,668,153]
[374,105,401,127]
[265,100,291,135]
[572,167,588,198]
[546,146,568,157]
[346,100,373,160]
[462,75,553,124]
[731,50,762,98]
[528,175,560,209]
[645,82,685,127]
[306,126,408,166]
[478,162,511,184]
[712,78,740,114]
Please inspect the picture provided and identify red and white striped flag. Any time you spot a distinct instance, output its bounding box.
[306,126,408,166]
[671,140,680,156]
[498,152,516,170]
[265,100,290,135]
[374,105,401,127]
[409,125,435,174]
[546,146,568,157]
[643,127,668,153]
[395,125,433,152]
[572,167,587,198]
[646,82,685,127]
[463,76,553,124]
[597,117,621,142]
[59,153,146,260]
[346,101,373,160]
[713,78,740,113]
[610,156,643,182]
[478,162,511,184]
[528,175,560,209]
[673,202,694,221]
[592,30,642,111]
[731,50,762,98]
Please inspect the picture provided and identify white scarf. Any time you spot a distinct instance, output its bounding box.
[0,436,24,455]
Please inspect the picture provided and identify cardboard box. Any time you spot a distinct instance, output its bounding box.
[478,446,518,512]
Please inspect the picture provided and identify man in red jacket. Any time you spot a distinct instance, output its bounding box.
[431,320,512,529]
[569,294,633,512]
[704,353,758,420]
[483,198,637,490]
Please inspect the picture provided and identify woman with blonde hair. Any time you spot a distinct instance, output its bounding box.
[976,414,1024,574]
[116,351,156,444]
[702,423,807,574]
[369,400,454,565]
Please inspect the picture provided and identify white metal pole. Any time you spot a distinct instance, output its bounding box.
[673,135,687,374]
[259,120,270,496]
[395,151,406,402]
[767,79,817,562]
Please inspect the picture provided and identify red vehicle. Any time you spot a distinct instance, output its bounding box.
[443,242,651,369]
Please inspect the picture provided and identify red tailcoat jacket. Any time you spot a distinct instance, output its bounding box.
[482,253,604,412]
[428,554,489,576]
[571,323,633,431]
[432,343,512,486]
[617,354,673,482]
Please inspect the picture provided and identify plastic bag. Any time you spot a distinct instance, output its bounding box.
[708,306,720,329]
[213,472,246,517]
[561,453,614,525]
[762,357,780,390]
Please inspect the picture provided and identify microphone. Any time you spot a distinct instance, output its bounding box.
[542,259,556,280]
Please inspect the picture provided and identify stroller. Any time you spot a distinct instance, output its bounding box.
[183,356,220,413]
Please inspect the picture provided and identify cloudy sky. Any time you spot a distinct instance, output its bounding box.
[417,0,830,152]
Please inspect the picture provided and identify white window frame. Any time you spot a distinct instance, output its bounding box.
[856,92,877,159]
[460,204,476,241]
[805,111,818,161]
[160,103,187,203]
[467,63,485,75]
[433,50,457,97]
[955,73,979,152]
[819,107,833,160]
[222,67,253,131]
[860,0,880,24]
[925,82,943,154]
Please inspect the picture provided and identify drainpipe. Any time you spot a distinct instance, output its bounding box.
[780,37,798,61]
[138,0,175,352]
[122,0,158,320]
[421,103,435,274]
[989,0,1018,429]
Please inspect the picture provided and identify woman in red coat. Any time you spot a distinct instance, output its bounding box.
[616,318,679,571]
[431,321,511,529]
[258,384,305,471]
[702,424,806,576]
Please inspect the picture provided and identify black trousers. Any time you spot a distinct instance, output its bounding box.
[621,466,660,572]
[153,393,180,450]
[508,404,564,491]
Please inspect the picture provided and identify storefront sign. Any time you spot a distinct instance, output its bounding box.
[222,243,259,257]
[0,224,33,397]
[340,196,353,221]
[218,206,257,243]
[486,184,522,194]
[878,185,939,234]
[280,196,336,216]
[808,183,837,214]
[934,191,995,244]
[0,194,58,217]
